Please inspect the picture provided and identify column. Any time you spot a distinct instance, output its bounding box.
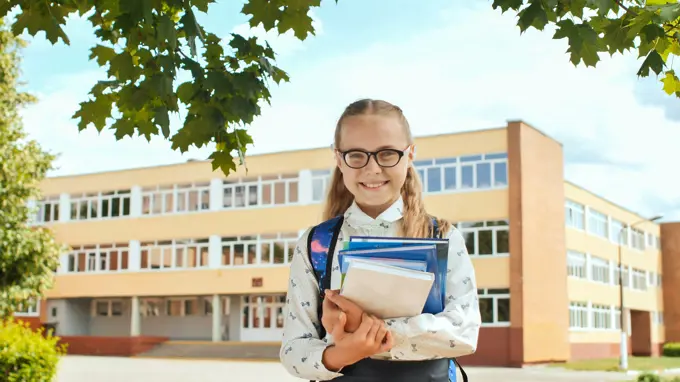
[58,253,70,274]
[58,193,71,222]
[130,296,140,336]
[128,240,141,271]
[208,235,222,268]
[209,178,223,211]
[130,186,142,217]
[297,169,312,205]
[212,294,222,342]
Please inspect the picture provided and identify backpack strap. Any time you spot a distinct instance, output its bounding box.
[306,215,344,339]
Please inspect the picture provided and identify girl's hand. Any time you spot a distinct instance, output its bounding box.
[325,290,364,333]
[321,291,344,335]
[324,312,394,370]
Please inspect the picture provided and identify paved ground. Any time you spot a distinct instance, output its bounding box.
[56,355,638,382]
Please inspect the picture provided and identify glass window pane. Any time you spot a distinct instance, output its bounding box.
[476,162,491,188]
[479,298,493,323]
[444,167,456,190]
[461,165,474,189]
[494,162,508,186]
[496,229,509,254]
[497,298,510,322]
[478,230,493,255]
[427,168,441,192]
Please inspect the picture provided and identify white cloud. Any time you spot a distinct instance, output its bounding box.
[19,2,680,220]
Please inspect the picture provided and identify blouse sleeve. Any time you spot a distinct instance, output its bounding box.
[385,225,482,360]
[279,228,345,380]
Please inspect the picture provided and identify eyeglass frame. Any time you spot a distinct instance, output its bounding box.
[334,145,413,169]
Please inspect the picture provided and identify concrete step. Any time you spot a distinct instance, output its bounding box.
[135,341,281,360]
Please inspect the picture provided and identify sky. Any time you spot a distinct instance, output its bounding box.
[8,0,680,222]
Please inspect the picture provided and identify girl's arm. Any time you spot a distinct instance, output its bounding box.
[279,229,345,381]
[385,226,482,360]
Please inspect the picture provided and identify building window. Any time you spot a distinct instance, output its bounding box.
[614,265,630,287]
[142,182,210,215]
[590,256,610,284]
[223,174,299,209]
[92,299,125,317]
[140,238,210,270]
[415,152,508,193]
[35,196,60,223]
[241,295,287,330]
[311,170,331,202]
[567,250,586,279]
[630,228,645,251]
[631,268,647,290]
[14,299,40,317]
[457,220,509,257]
[565,200,585,230]
[609,218,628,245]
[591,304,612,330]
[587,209,608,238]
[478,288,510,325]
[66,243,130,273]
[70,190,131,220]
[569,301,588,329]
[221,233,298,266]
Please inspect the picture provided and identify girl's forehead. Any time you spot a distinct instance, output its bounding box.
[339,114,408,146]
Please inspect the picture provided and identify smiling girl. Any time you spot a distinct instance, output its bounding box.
[279,99,481,382]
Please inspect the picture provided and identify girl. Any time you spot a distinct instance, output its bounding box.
[280,99,481,382]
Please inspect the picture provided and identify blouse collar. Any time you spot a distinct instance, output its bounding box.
[343,197,404,227]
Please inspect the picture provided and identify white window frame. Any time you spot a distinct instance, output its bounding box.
[14,299,40,317]
[140,238,210,271]
[569,301,588,330]
[35,196,60,224]
[478,288,510,327]
[415,152,508,194]
[457,221,509,257]
[587,209,608,238]
[565,200,585,230]
[221,233,299,267]
[66,243,130,274]
[590,256,610,284]
[567,250,586,279]
[71,190,131,221]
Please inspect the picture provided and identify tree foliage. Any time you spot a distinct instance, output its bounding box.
[1,1,679,178]
[0,19,63,319]
[0,0,325,176]
[493,0,680,95]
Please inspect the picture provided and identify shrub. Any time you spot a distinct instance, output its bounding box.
[636,372,661,382]
[663,342,680,357]
[0,318,67,382]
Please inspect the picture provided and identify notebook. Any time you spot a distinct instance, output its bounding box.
[340,258,435,319]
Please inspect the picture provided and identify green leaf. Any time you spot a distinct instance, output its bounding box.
[278,7,316,39]
[72,95,114,132]
[157,14,178,50]
[111,118,135,140]
[491,0,524,12]
[108,51,137,81]
[89,44,117,66]
[586,0,618,17]
[637,50,666,77]
[154,107,171,138]
[661,70,680,94]
[209,150,237,176]
[518,1,549,32]
[242,0,282,30]
[640,24,666,44]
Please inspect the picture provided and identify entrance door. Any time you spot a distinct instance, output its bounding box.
[240,294,285,342]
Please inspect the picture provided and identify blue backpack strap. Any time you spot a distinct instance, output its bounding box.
[306,215,344,339]
[431,217,467,382]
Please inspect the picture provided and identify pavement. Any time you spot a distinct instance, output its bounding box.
[55,355,637,382]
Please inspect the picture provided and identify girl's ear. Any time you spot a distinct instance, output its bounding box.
[334,150,343,169]
[409,145,417,161]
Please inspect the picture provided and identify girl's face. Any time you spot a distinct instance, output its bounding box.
[335,114,414,218]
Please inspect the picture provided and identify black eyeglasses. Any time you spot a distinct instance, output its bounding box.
[337,146,411,169]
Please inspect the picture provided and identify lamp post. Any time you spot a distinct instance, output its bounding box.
[617,215,663,371]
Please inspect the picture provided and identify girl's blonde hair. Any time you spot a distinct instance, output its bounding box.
[321,98,452,238]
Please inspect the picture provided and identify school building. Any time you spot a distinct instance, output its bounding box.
[18,121,679,366]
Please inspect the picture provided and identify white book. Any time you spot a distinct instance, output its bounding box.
[339,258,435,319]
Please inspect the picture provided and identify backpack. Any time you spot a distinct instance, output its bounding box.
[306,215,468,382]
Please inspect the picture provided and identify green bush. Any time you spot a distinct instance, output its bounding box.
[663,342,680,357]
[0,318,67,382]
[636,372,661,382]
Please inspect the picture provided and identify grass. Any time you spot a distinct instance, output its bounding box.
[549,357,680,372]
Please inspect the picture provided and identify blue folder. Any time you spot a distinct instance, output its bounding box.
[338,244,443,315]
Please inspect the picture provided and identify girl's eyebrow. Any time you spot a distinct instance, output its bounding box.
[343,144,400,151]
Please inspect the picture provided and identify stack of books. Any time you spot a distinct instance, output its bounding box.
[338,236,449,319]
